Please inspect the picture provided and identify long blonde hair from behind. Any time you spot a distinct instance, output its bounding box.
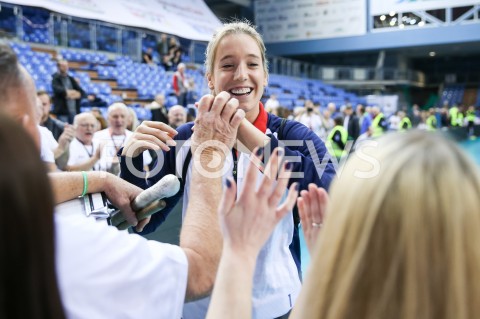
[292,131,480,319]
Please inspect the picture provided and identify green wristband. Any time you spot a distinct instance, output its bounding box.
[79,171,88,198]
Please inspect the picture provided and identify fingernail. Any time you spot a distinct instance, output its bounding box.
[225,178,232,188]
[255,147,264,156]
[285,161,292,171]
[294,183,299,191]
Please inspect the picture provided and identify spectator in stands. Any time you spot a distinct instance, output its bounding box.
[35,95,75,171]
[51,59,85,124]
[65,112,103,171]
[426,108,437,131]
[327,102,339,119]
[264,93,280,115]
[157,33,170,58]
[168,36,180,53]
[167,105,187,129]
[171,49,182,69]
[388,110,401,131]
[37,90,65,140]
[146,93,169,124]
[440,105,449,127]
[83,93,107,108]
[90,107,108,130]
[207,130,480,319]
[162,53,173,71]
[126,107,140,131]
[370,106,388,137]
[295,99,328,140]
[276,106,293,120]
[120,20,336,319]
[357,104,372,135]
[343,104,360,141]
[0,113,65,319]
[327,115,348,161]
[322,108,335,132]
[173,63,189,107]
[410,103,422,127]
[398,110,412,131]
[186,78,198,106]
[94,102,151,174]
[142,47,155,66]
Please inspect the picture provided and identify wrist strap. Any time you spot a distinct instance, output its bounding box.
[79,171,88,198]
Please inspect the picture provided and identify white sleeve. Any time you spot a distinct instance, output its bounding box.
[38,126,56,163]
[55,208,188,319]
[143,150,153,166]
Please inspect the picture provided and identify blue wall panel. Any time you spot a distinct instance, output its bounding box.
[266,23,480,56]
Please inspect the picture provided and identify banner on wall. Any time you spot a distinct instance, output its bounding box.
[254,0,367,43]
[1,0,222,41]
[371,0,480,15]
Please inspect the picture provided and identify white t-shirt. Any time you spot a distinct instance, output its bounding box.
[68,138,101,171]
[296,113,327,140]
[38,125,58,163]
[179,131,301,319]
[55,199,188,319]
[94,129,152,172]
[265,98,280,111]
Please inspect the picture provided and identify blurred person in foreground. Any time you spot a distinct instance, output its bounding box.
[206,130,480,319]
[0,113,65,318]
[0,42,254,319]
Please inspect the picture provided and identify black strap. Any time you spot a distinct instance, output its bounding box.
[181,149,192,187]
[232,149,238,183]
[278,118,288,141]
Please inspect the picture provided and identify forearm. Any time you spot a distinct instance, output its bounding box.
[206,246,256,319]
[65,156,99,172]
[236,119,270,153]
[49,171,112,204]
[180,155,223,300]
[54,148,69,170]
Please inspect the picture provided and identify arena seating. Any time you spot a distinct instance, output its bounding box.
[9,38,363,122]
[440,84,465,106]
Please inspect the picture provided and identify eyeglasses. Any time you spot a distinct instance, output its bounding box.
[79,123,96,129]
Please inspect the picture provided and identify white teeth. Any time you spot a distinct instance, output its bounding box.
[230,88,251,95]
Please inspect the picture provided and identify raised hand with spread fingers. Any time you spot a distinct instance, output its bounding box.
[206,147,299,319]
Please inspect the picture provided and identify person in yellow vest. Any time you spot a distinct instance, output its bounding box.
[369,107,388,138]
[466,105,477,140]
[398,111,412,132]
[449,104,459,127]
[449,104,465,127]
[465,105,476,126]
[426,108,437,131]
[327,116,348,161]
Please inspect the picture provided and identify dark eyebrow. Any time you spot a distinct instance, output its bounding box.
[219,54,261,62]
